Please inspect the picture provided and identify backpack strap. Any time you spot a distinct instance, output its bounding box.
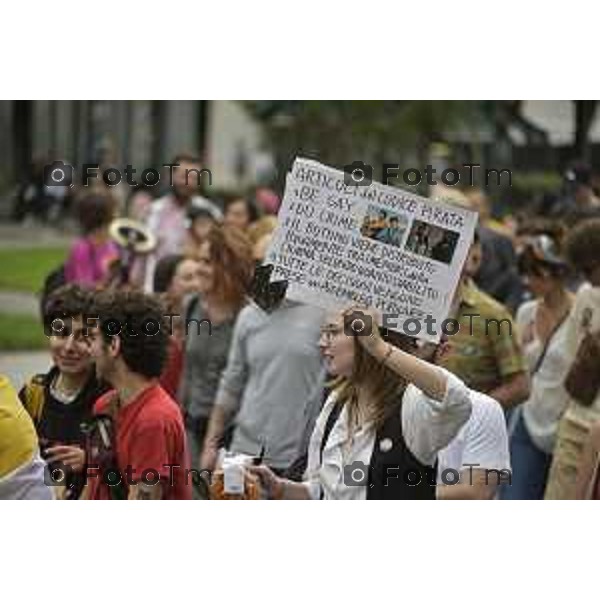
[19,374,47,425]
[83,392,128,500]
[320,399,344,464]
[531,308,571,375]
[317,399,344,499]
[185,294,200,324]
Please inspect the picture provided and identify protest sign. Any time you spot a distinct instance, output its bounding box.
[265,158,478,342]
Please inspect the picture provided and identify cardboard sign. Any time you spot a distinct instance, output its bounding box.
[265,158,478,342]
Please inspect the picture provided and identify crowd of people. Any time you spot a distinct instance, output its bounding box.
[4,154,600,500]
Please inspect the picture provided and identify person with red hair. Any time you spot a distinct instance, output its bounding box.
[179,225,255,475]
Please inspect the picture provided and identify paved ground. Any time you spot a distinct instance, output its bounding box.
[0,221,74,249]
[0,290,40,316]
[0,351,50,390]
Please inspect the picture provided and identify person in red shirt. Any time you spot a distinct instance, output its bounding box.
[82,290,192,500]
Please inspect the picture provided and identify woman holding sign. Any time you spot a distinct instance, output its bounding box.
[249,307,472,500]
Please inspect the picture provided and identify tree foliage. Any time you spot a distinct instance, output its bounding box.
[244,100,599,189]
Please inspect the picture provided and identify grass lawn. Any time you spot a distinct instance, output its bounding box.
[0,247,67,293]
[0,312,47,350]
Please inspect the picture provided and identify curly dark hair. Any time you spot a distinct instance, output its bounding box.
[564,218,600,274]
[90,290,169,378]
[43,284,93,332]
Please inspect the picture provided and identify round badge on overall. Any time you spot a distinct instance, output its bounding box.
[379,438,393,452]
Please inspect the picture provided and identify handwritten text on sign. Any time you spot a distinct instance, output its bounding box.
[266,158,478,342]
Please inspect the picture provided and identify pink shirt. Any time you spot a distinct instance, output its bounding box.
[64,238,120,288]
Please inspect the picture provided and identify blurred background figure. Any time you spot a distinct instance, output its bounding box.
[253,184,281,215]
[465,187,514,238]
[64,192,120,289]
[463,187,525,314]
[11,157,49,223]
[545,219,600,499]
[96,143,128,215]
[133,153,222,291]
[44,157,74,225]
[126,183,155,222]
[500,233,573,499]
[552,163,600,224]
[223,195,260,233]
[248,215,278,264]
[153,254,202,307]
[435,231,530,413]
[152,253,202,401]
[575,419,600,499]
[184,205,221,260]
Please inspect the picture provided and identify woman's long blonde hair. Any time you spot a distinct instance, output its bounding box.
[330,332,416,431]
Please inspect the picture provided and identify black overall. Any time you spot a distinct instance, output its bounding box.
[320,399,436,500]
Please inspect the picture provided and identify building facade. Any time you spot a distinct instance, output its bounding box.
[0,100,269,194]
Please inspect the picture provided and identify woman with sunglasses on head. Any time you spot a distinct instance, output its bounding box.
[250,307,472,500]
[499,234,574,500]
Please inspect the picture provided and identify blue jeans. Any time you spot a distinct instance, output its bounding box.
[500,409,552,500]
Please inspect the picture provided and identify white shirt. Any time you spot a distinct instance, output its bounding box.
[516,299,572,454]
[302,367,471,500]
[437,390,510,485]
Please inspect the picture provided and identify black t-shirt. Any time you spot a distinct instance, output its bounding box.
[37,368,107,447]
[34,368,109,499]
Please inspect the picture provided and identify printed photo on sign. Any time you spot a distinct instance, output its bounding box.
[265,158,478,342]
[359,205,409,248]
[404,220,460,265]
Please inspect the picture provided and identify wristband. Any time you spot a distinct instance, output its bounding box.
[380,344,394,368]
